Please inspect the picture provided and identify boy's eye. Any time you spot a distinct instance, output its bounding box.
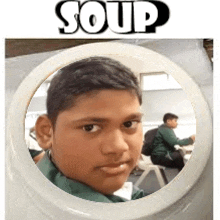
[123,120,139,129]
[83,124,101,133]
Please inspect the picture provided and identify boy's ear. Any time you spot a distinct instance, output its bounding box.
[166,119,171,124]
[35,114,53,150]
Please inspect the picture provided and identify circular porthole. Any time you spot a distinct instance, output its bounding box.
[7,42,212,219]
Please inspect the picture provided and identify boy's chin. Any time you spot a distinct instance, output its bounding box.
[93,178,128,196]
[97,185,124,196]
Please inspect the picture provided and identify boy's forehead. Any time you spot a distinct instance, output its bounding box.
[57,90,141,120]
[73,89,140,106]
[168,118,177,121]
[172,118,178,122]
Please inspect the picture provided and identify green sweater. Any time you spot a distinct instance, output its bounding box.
[37,151,144,203]
[151,124,193,156]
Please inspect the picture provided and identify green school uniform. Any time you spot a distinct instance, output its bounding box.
[151,124,194,156]
[37,151,144,203]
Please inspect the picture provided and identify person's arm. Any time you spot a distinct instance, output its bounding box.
[190,134,196,143]
[160,127,194,147]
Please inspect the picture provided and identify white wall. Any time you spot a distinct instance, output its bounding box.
[141,89,196,138]
[141,89,196,122]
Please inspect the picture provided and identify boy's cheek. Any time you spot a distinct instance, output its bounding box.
[130,138,143,158]
[134,128,144,149]
[133,133,144,158]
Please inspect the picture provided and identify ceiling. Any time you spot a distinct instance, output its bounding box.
[5,39,213,63]
[5,39,113,58]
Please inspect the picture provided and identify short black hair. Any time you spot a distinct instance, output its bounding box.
[46,56,142,127]
[163,113,178,123]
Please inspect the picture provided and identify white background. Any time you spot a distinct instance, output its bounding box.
[1,0,220,219]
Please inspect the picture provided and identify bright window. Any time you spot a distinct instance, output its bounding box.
[141,72,181,91]
[33,82,50,97]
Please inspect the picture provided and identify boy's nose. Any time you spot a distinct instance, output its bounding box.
[100,130,129,155]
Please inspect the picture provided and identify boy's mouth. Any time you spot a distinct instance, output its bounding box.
[99,162,130,175]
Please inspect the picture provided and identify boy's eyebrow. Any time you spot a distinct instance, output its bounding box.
[73,117,107,123]
[124,112,144,120]
[71,112,144,124]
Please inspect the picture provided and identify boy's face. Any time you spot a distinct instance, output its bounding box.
[50,89,143,195]
[167,118,178,129]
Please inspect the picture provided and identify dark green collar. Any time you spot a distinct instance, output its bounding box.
[37,151,144,203]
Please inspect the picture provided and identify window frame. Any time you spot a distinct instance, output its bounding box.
[140,72,182,91]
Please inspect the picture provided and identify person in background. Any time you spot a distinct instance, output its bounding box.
[35,56,144,203]
[151,113,195,171]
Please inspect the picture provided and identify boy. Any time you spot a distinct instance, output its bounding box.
[35,56,144,203]
[151,113,195,171]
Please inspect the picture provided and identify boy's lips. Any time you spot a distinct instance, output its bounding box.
[98,161,130,175]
